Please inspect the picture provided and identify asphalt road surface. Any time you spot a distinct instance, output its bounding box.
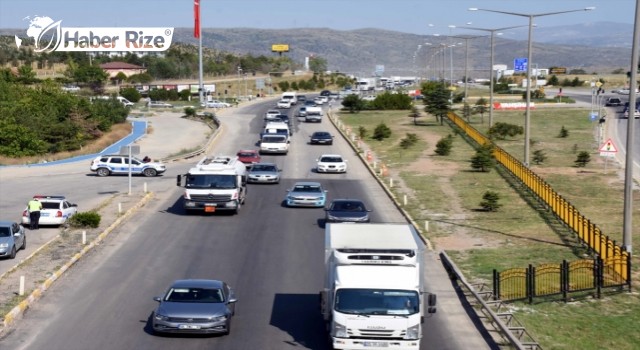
[0,99,494,350]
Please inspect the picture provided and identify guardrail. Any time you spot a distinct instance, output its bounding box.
[440,252,542,350]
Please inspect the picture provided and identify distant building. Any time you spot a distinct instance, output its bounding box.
[99,61,146,78]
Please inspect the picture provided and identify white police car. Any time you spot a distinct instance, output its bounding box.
[22,195,78,227]
[90,154,166,177]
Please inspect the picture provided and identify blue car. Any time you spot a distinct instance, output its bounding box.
[285,182,327,207]
[0,221,26,259]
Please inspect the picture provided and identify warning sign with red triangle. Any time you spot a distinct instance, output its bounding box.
[599,139,618,153]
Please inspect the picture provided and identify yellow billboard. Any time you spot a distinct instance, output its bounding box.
[271,44,289,52]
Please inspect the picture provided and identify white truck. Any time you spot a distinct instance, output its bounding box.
[176,155,247,214]
[304,106,323,123]
[321,223,436,350]
[281,91,297,105]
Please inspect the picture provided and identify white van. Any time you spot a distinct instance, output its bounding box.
[263,121,291,137]
[281,92,297,105]
[116,96,134,107]
[259,134,289,154]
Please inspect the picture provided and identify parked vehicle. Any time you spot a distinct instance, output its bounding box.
[147,100,173,108]
[176,155,247,214]
[320,223,436,350]
[152,279,237,335]
[21,195,78,227]
[284,182,327,207]
[0,221,26,259]
[90,155,166,177]
[203,100,231,108]
[247,163,281,184]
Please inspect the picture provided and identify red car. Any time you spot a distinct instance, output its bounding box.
[236,150,261,166]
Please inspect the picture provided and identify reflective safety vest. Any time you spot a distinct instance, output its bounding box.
[28,199,42,212]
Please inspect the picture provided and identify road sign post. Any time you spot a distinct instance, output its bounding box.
[599,138,618,174]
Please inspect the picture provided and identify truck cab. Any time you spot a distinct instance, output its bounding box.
[176,155,247,214]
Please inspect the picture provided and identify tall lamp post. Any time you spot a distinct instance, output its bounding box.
[236,66,242,101]
[469,6,595,166]
[451,35,484,103]
[462,25,529,127]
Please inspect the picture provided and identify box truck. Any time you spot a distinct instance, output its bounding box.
[321,223,436,350]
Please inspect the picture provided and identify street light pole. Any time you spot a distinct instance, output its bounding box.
[236,66,242,101]
[451,35,484,103]
[462,25,529,127]
[469,6,595,166]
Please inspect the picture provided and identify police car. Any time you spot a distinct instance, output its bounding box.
[22,195,78,227]
[90,154,167,177]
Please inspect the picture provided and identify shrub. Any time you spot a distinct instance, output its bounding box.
[119,87,142,102]
[184,107,196,117]
[69,211,101,228]
[435,134,453,155]
[470,144,495,172]
[372,123,392,141]
[358,126,367,139]
[559,126,569,138]
[532,150,548,165]
[575,151,591,167]
[480,191,502,211]
[399,133,419,149]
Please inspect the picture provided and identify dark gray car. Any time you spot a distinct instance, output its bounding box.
[324,199,371,223]
[0,221,26,259]
[152,279,237,335]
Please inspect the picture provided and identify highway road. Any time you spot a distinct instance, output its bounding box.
[560,87,640,170]
[0,100,494,349]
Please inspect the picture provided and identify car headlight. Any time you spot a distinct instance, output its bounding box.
[154,312,169,321]
[210,315,228,322]
[333,321,348,338]
[404,324,420,340]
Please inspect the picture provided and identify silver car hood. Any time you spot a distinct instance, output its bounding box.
[157,302,228,318]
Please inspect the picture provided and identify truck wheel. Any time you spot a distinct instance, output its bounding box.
[143,168,157,177]
[96,168,110,177]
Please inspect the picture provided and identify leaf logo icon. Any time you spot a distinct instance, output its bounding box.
[35,20,62,53]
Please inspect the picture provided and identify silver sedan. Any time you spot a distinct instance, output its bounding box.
[152,279,237,335]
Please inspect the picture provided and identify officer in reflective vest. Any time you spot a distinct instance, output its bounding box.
[27,197,43,230]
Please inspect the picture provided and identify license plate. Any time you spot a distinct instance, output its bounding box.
[204,206,216,212]
[363,342,388,347]
[178,324,201,329]
[41,213,49,217]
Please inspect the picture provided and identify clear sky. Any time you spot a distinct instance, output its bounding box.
[0,0,632,34]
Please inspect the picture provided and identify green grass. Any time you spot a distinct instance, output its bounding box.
[335,104,640,349]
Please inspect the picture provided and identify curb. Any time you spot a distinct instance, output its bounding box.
[2,192,155,328]
[327,110,434,250]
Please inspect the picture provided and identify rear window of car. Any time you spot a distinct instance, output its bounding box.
[41,202,60,209]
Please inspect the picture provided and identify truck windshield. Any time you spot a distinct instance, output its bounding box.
[185,174,237,189]
[335,289,419,316]
[262,136,286,143]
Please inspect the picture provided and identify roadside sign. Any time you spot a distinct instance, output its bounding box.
[599,138,617,157]
[514,58,527,72]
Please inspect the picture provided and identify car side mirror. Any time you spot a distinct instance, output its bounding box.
[228,297,238,304]
[71,203,78,207]
[153,296,162,302]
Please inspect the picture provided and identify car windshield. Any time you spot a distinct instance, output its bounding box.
[185,174,237,189]
[165,287,225,303]
[238,152,256,157]
[320,157,343,163]
[331,201,365,211]
[314,133,330,138]
[251,165,277,172]
[335,289,419,316]
[292,185,322,193]
[262,136,286,143]
[0,227,11,237]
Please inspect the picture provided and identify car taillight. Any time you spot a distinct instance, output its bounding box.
[22,210,28,217]
[56,211,63,217]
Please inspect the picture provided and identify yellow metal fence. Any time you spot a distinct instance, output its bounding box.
[447,112,630,283]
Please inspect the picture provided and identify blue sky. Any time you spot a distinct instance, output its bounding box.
[0,0,632,34]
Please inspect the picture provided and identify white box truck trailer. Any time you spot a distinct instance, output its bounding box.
[176,155,247,214]
[321,223,436,350]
